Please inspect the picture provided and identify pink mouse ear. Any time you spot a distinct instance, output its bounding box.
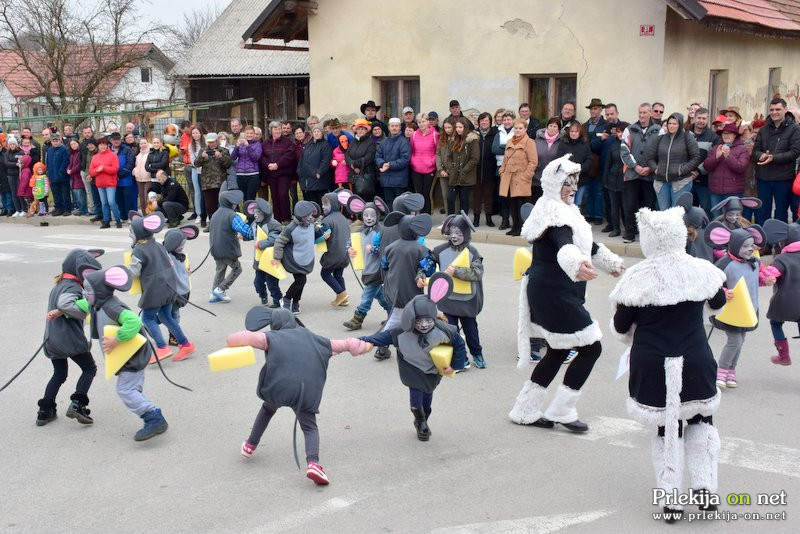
[373,196,387,213]
[143,214,163,231]
[180,225,199,240]
[337,189,352,205]
[350,198,365,213]
[746,226,765,245]
[81,268,97,279]
[105,266,129,287]
[246,202,256,215]
[709,226,731,245]
[429,278,449,303]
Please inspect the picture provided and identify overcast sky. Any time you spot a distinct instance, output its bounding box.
[139,0,232,33]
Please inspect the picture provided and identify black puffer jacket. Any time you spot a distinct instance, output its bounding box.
[752,112,800,182]
[145,148,170,179]
[297,138,333,192]
[345,134,377,183]
[647,113,701,183]
[603,137,625,192]
[3,148,21,179]
[477,128,497,183]
[557,137,592,186]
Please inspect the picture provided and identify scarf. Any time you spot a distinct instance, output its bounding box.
[511,133,525,145]
[544,130,558,148]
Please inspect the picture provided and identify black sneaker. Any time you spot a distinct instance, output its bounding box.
[188,213,198,220]
[90,215,103,222]
[50,210,63,217]
[115,221,122,229]
[260,297,269,306]
[622,234,635,243]
[601,225,613,233]
[100,222,111,229]
[269,299,281,309]
[608,230,621,237]
[291,301,301,315]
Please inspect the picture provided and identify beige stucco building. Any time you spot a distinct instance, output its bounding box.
[241,0,800,124]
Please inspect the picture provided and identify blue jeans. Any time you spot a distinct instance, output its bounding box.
[191,168,205,215]
[320,267,345,294]
[1,191,12,212]
[98,186,121,223]
[72,188,88,214]
[709,192,741,219]
[693,183,711,218]
[356,283,390,317]
[116,184,138,219]
[756,179,793,225]
[142,304,188,348]
[90,182,102,216]
[254,270,282,301]
[50,181,71,212]
[585,177,604,220]
[655,180,692,210]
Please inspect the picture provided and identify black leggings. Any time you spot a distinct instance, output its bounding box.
[657,415,713,437]
[411,171,435,214]
[247,402,320,463]
[530,341,602,390]
[447,185,472,215]
[285,273,307,302]
[43,352,97,402]
[320,267,345,294]
[237,174,260,202]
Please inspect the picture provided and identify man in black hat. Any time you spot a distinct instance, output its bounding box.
[428,111,441,132]
[446,99,474,131]
[361,100,387,136]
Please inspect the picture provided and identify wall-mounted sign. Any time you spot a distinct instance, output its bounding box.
[640,24,655,36]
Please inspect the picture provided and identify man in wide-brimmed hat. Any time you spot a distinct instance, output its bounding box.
[360,100,387,136]
[326,117,353,149]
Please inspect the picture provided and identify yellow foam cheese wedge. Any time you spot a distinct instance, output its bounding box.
[257,247,288,279]
[430,344,454,378]
[350,232,364,270]
[513,247,533,281]
[254,227,267,261]
[123,252,142,295]
[184,256,191,290]
[103,325,146,380]
[715,277,758,328]
[208,346,257,372]
[450,248,471,294]
[315,239,328,253]
[237,212,247,221]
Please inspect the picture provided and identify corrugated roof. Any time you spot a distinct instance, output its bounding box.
[699,0,800,31]
[0,43,164,99]
[170,0,308,78]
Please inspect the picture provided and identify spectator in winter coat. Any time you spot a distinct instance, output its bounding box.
[194,132,232,223]
[533,118,563,201]
[46,135,71,216]
[752,97,800,224]
[557,121,592,210]
[67,139,87,215]
[410,113,439,214]
[443,117,480,215]
[647,112,701,210]
[602,122,630,238]
[153,170,189,227]
[79,127,99,217]
[705,122,751,218]
[231,126,262,202]
[498,119,538,236]
[326,118,352,150]
[375,118,411,207]
[4,137,24,216]
[133,138,151,213]
[688,108,720,216]
[110,132,136,220]
[474,112,497,227]
[519,103,541,140]
[591,103,622,229]
[492,111,516,229]
[261,121,296,223]
[89,138,121,228]
[345,119,377,200]
[145,137,171,180]
[297,125,333,206]
[331,134,350,190]
[620,104,661,225]
[186,127,206,222]
[436,119,456,214]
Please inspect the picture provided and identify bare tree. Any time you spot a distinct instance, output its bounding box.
[0,0,169,127]
[168,5,221,60]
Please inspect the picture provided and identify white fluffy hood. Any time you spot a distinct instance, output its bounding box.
[610,207,725,306]
[542,154,581,200]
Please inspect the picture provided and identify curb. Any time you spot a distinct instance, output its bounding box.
[471,230,643,259]
[0,215,94,226]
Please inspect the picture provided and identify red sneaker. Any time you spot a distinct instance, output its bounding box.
[173,342,196,362]
[306,461,330,485]
[241,440,256,458]
[149,346,173,365]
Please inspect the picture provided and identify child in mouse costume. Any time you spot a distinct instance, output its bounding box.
[430,211,486,369]
[761,220,800,366]
[704,221,775,388]
[244,198,283,307]
[319,190,353,307]
[675,192,714,263]
[161,225,199,347]
[127,211,196,364]
[709,196,762,259]
[83,265,168,441]
[610,207,727,522]
[38,249,104,426]
[209,189,254,304]
[359,273,467,441]
[343,194,391,331]
[228,306,372,485]
[272,200,325,315]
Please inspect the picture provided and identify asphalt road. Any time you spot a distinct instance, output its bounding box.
[0,222,797,533]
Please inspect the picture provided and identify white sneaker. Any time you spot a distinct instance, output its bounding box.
[12,211,21,217]
[212,287,231,303]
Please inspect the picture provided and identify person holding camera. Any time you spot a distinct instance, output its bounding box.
[193,133,231,227]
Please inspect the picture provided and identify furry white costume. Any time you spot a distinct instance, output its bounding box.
[610,207,726,521]
[509,155,623,432]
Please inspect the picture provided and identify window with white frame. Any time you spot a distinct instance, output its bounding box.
[140,67,152,83]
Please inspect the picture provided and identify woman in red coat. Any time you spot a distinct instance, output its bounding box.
[89,138,121,228]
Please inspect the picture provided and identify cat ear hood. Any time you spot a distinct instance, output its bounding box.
[441,210,475,243]
[541,155,581,200]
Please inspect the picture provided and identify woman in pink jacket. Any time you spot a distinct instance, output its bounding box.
[410,113,439,214]
[331,134,350,188]
[705,122,751,218]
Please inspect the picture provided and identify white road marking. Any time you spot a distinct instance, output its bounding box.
[553,416,800,477]
[45,233,134,244]
[429,509,615,534]
[245,495,364,534]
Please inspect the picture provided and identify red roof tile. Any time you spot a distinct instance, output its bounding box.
[699,0,800,31]
[0,43,156,99]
